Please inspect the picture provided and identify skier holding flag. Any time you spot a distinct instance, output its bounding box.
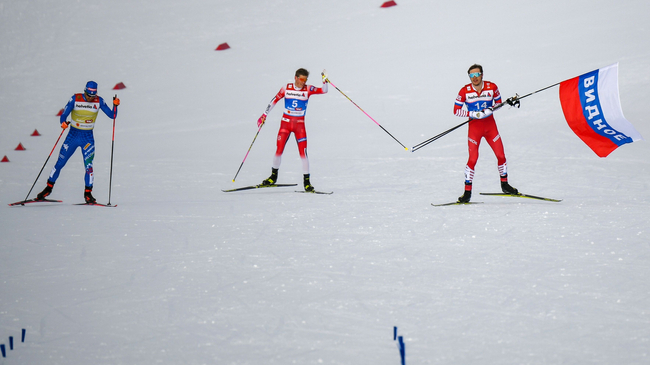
[453,64,518,203]
[257,68,328,192]
[36,81,120,204]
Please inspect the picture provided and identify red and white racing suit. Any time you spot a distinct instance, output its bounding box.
[263,82,328,174]
[453,81,508,188]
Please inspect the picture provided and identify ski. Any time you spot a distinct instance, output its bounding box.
[8,198,63,206]
[74,202,117,207]
[479,192,562,202]
[222,183,297,192]
[432,201,483,207]
[295,190,333,195]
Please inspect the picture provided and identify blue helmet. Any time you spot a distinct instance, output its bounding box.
[85,81,98,96]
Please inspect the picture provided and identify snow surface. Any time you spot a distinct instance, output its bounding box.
[1,0,650,364]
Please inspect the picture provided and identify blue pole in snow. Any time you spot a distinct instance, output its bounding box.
[398,336,405,365]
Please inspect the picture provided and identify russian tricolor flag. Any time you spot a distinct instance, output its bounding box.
[559,63,643,157]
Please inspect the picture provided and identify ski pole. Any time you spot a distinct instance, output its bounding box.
[107,95,117,206]
[411,102,507,152]
[232,122,265,182]
[22,124,68,202]
[324,73,409,151]
[411,119,470,152]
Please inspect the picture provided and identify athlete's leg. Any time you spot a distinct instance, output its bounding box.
[459,123,484,202]
[261,120,292,186]
[465,122,484,184]
[80,135,96,188]
[272,120,292,169]
[294,120,309,175]
[48,133,79,183]
[484,123,507,178]
[484,123,518,194]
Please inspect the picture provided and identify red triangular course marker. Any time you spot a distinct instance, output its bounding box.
[113,82,126,90]
[215,42,230,51]
[56,109,63,116]
[381,1,397,7]
[1,155,9,162]
[31,129,41,136]
[15,143,26,151]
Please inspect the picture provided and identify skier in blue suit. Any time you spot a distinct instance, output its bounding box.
[36,81,120,203]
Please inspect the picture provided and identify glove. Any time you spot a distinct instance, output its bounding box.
[257,114,267,127]
[321,69,329,83]
[113,98,120,106]
[61,121,69,129]
[469,108,493,119]
[506,96,521,108]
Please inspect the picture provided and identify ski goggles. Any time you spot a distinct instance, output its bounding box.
[296,76,308,82]
[468,72,482,78]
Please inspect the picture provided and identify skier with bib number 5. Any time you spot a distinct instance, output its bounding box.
[453,64,518,203]
[35,81,120,204]
[256,68,328,192]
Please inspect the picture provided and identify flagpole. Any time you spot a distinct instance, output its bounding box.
[513,82,562,101]
[506,82,562,107]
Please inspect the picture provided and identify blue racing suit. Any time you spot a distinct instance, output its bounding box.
[48,93,117,187]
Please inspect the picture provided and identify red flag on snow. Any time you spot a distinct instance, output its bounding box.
[559,63,643,157]
[215,43,230,51]
[381,1,397,7]
[113,82,126,90]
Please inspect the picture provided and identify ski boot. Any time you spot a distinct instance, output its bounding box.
[303,174,315,192]
[501,182,519,195]
[84,186,96,204]
[500,175,519,195]
[260,168,278,186]
[36,180,55,200]
[457,182,472,203]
